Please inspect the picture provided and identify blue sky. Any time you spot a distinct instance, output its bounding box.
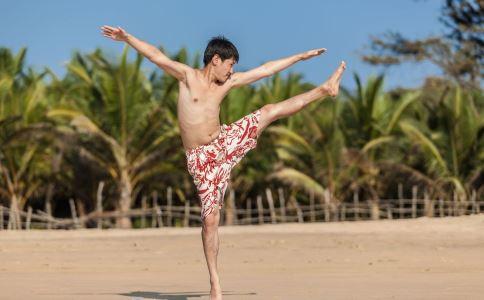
[1,0,445,90]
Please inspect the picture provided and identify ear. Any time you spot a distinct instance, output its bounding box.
[211,54,221,66]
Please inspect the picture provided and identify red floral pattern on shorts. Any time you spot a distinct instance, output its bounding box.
[185,109,261,220]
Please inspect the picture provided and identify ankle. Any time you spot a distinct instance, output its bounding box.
[320,82,338,97]
[318,83,331,96]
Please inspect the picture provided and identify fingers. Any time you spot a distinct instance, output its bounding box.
[100,25,121,36]
[101,25,116,31]
[314,48,326,55]
[100,25,122,40]
[306,48,327,58]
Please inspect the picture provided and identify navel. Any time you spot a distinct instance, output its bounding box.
[194,98,198,102]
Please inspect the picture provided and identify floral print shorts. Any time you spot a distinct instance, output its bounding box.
[185,109,261,221]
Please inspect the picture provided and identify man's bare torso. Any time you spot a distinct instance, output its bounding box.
[178,70,231,151]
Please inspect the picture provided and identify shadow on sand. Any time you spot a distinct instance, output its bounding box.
[119,290,257,299]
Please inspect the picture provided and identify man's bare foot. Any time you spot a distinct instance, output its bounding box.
[321,61,346,97]
[210,279,222,300]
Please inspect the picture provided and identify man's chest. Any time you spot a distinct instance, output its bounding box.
[180,79,228,104]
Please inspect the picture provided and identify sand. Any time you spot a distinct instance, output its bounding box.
[0,215,483,300]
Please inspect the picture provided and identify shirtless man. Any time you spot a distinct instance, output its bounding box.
[101,25,345,300]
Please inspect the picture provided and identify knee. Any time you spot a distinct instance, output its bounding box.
[202,210,219,231]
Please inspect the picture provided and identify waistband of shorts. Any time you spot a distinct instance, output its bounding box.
[184,125,227,155]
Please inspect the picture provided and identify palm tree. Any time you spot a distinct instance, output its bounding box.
[266,73,423,205]
[398,85,484,200]
[47,45,185,228]
[0,47,53,229]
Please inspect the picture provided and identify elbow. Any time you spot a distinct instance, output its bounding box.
[262,65,274,77]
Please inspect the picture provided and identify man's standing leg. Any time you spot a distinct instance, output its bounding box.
[256,61,346,136]
[201,205,222,299]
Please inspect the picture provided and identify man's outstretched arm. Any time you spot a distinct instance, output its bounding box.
[100,25,192,83]
[229,48,326,88]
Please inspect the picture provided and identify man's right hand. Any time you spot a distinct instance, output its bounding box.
[101,25,129,42]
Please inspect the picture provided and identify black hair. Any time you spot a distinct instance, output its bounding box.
[203,36,239,66]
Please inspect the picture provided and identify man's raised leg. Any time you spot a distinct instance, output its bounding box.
[201,206,222,299]
[256,61,346,136]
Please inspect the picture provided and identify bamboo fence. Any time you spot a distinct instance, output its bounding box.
[0,183,481,230]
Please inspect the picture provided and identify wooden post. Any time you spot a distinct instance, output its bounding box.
[155,206,162,228]
[231,189,238,225]
[69,198,80,229]
[476,190,481,214]
[45,184,54,230]
[225,189,236,226]
[77,201,87,228]
[266,189,277,224]
[141,195,147,228]
[309,190,315,222]
[26,206,32,230]
[0,206,3,230]
[7,205,12,230]
[398,184,404,219]
[424,190,434,217]
[257,195,264,224]
[341,203,346,221]
[452,191,458,216]
[152,191,162,227]
[151,191,158,228]
[439,197,444,217]
[332,193,339,222]
[220,199,225,225]
[183,200,190,227]
[292,196,304,223]
[353,191,360,221]
[246,198,252,225]
[7,206,12,230]
[278,188,287,223]
[324,191,330,222]
[411,185,417,218]
[447,195,452,216]
[167,187,173,226]
[386,203,393,220]
[46,201,53,230]
[232,188,238,225]
[333,205,339,222]
[96,181,104,229]
[471,190,479,214]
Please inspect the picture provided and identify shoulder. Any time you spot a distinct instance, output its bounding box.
[181,68,199,85]
[226,72,248,89]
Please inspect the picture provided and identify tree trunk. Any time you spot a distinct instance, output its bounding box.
[8,194,22,230]
[115,170,133,229]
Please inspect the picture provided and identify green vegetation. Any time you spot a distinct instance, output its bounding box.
[0,44,482,228]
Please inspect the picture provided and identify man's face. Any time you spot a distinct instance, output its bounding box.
[213,56,236,83]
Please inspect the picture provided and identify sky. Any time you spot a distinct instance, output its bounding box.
[1,0,445,90]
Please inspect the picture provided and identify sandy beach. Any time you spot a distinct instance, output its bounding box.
[1,215,483,300]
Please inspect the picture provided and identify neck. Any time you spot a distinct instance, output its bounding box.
[201,66,219,84]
